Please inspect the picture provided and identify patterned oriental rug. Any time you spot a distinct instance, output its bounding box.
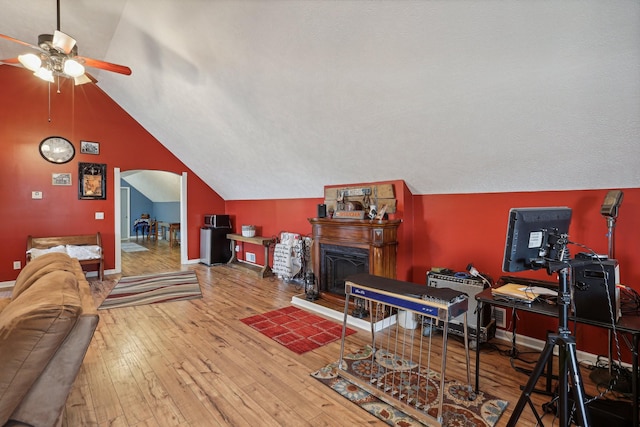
[240,306,357,355]
[99,270,202,309]
[312,346,508,427]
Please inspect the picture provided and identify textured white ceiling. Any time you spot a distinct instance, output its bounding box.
[121,170,180,203]
[2,1,639,200]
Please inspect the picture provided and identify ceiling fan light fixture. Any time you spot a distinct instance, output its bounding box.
[18,53,41,71]
[34,66,54,83]
[63,58,85,77]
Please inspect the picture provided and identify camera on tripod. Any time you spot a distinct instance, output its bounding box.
[502,207,591,427]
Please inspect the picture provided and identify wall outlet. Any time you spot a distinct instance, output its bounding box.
[246,252,256,263]
[13,261,21,270]
[493,307,506,328]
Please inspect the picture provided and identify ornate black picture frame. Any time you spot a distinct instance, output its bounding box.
[78,162,106,200]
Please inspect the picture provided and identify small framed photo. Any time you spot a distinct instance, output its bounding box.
[52,173,72,186]
[80,140,100,155]
[78,162,106,200]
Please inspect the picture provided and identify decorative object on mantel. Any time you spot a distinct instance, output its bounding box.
[324,183,396,220]
[333,210,365,219]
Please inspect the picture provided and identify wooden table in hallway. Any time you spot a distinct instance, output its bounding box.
[158,222,180,247]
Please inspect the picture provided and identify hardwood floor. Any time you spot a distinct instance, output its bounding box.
[120,237,182,277]
[67,245,614,426]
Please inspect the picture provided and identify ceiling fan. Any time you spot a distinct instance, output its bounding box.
[0,0,131,85]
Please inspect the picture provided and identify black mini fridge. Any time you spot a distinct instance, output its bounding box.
[200,215,232,265]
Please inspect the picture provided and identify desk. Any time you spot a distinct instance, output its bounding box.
[226,233,275,278]
[475,288,640,426]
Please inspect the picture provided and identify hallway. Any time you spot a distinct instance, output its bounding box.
[121,237,182,277]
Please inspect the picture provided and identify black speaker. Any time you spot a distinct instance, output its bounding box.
[572,259,619,323]
[317,204,327,218]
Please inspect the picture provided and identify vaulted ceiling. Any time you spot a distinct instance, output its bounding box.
[2,1,639,200]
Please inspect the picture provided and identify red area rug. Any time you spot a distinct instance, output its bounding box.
[240,306,357,354]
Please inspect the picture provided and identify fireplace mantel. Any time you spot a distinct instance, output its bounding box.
[309,218,401,295]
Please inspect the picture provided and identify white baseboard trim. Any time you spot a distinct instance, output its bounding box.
[494,328,631,369]
[291,294,396,332]
[0,281,15,291]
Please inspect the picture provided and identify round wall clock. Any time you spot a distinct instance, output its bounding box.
[39,136,75,164]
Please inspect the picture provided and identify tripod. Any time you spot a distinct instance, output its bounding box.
[507,265,590,427]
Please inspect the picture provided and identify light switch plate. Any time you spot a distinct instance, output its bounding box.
[32,191,43,199]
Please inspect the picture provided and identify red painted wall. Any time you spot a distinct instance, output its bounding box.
[0,65,225,280]
[230,187,639,360]
[411,189,639,358]
[3,65,638,360]
[225,198,321,265]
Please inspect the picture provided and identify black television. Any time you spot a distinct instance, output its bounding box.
[502,207,572,272]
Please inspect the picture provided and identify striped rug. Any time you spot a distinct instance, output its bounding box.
[99,270,202,309]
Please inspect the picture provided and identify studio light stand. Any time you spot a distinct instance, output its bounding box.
[507,256,591,426]
[592,190,624,386]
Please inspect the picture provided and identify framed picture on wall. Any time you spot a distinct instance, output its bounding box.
[52,173,72,186]
[78,162,106,200]
[80,141,100,155]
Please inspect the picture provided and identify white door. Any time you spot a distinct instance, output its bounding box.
[120,187,130,240]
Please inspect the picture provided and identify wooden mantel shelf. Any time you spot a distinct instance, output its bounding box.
[308,218,402,247]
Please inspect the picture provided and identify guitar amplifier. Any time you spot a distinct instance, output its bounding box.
[426,271,495,343]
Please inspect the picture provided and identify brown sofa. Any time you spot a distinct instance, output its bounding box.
[0,252,99,427]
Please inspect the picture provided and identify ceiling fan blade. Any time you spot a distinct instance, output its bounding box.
[52,30,76,54]
[0,33,39,50]
[0,57,20,64]
[77,56,132,76]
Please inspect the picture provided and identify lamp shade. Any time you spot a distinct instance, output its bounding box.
[63,58,85,77]
[34,67,54,83]
[18,53,41,72]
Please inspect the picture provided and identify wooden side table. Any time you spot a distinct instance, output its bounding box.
[226,233,275,278]
[169,223,180,247]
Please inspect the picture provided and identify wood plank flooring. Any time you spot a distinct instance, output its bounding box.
[65,241,612,426]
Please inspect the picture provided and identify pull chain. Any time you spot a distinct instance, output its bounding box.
[48,81,51,122]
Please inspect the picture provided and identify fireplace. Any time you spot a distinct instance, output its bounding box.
[321,244,369,296]
[309,218,401,300]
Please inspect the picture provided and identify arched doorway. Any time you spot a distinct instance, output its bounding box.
[113,168,188,274]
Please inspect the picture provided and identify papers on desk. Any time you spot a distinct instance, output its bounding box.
[492,283,558,304]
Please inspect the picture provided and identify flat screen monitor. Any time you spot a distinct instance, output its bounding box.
[502,207,572,272]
